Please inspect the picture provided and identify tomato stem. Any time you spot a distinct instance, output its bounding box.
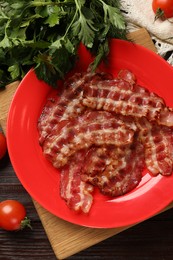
[154,7,165,21]
[20,217,32,230]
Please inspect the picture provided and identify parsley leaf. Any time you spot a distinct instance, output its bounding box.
[0,0,127,88]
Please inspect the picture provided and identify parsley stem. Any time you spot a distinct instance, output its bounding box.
[30,0,74,7]
[63,0,79,39]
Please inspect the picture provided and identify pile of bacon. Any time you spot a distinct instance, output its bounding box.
[38,69,173,213]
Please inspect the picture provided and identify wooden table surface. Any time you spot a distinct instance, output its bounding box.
[0,151,173,260]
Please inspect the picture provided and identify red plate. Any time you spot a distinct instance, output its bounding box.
[7,39,173,228]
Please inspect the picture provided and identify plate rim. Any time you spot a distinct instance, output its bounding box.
[6,39,173,228]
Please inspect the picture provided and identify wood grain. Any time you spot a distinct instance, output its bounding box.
[0,28,172,260]
[0,81,19,132]
[127,28,157,52]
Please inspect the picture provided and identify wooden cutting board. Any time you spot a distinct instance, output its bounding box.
[1,28,173,259]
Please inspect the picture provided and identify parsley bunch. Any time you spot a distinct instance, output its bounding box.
[0,0,127,88]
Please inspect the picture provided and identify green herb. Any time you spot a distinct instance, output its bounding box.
[0,0,127,88]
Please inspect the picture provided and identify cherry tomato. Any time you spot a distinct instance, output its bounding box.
[0,200,31,231]
[0,132,7,159]
[152,0,173,19]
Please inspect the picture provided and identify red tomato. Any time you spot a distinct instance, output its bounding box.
[152,0,173,19]
[0,132,7,159]
[0,200,31,231]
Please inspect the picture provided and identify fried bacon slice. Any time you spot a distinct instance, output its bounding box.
[60,150,94,213]
[118,69,136,85]
[38,71,112,144]
[137,117,173,176]
[82,78,165,122]
[81,141,145,197]
[60,140,144,211]
[43,111,135,168]
[158,107,173,127]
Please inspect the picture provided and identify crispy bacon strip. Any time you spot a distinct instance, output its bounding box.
[158,107,173,127]
[38,71,112,144]
[81,141,145,197]
[43,111,135,168]
[137,117,173,176]
[118,69,136,85]
[82,78,165,121]
[60,151,94,213]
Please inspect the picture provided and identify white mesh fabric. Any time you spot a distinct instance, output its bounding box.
[120,0,173,64]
